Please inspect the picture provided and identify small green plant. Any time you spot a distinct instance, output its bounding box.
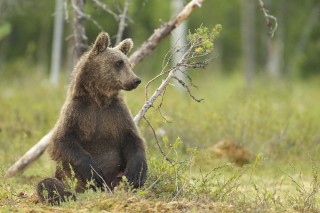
[188,24,222,55]
[66,164,78,194]
[286,160,319,212]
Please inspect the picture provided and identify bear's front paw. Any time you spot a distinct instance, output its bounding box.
[124,158,147,188]
[75,159,106,191]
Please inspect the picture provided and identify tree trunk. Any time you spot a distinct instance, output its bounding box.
[129,0,205,68]
[171,0,187,89]
[71,0,88,64]
[241,0,256,87]
[50,0,64,85]
[265,0,284,80]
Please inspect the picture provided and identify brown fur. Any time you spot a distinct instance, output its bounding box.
[37,32,147,205]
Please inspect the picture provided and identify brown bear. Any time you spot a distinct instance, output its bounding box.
[37,32,147,205]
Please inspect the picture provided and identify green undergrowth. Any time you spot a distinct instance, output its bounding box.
[0,67,320,212]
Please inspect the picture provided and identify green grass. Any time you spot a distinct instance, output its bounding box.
[0,66,320,212]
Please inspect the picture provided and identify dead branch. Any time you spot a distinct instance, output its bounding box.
[115,0,130,44]
[144,69,172,101]
[180,58,214,69]
[63,0,69,21]
[257,0,278,37]
[133,64,184,125]
[129,0,205,67]
[133,34,211,124]
[4,131,54,178]
[157,87,169,122]
[91,0,119,21]
[72,0,104,32]
[172,76,203,103]
[4,0,206,178]
[134,26,219,162]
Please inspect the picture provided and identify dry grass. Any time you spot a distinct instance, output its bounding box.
[1,67,320,212]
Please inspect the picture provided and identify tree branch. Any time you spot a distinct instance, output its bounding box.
[133,48,191,125]
[129,0,205,67]
[4,131,54,178]
[115,0,130,44]
[172,76,203,103]
[91,0,119,21]
[257,0,278,37]
[143,117,173,164]
[72,0,104,32]
[133,35,208,125]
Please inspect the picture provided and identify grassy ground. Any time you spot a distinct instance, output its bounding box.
[0,66,320,212]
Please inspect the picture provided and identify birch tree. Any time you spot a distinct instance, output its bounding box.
[50,0,64,85]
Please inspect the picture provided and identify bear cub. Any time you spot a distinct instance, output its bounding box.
[37,32,147,205]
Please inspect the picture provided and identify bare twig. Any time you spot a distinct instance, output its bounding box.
[115,0,130,44]
[173,76,203,103]
[91,0,119,21]
[133,38,211,124]
[162,46,179,71]
[180,69,198,88]
[143,117,173,164]
[180,58,214,69]
[133,49,190,125]
[72,0,104,32]
[144,69,172,100]
[157,87,170,122]
[63,0,69,21]
[257,0,278,37]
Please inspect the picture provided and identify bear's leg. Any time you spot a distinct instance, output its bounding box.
[37,178,76,205]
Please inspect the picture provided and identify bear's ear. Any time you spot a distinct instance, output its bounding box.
[115,38,133,55]
[92,32,110,54]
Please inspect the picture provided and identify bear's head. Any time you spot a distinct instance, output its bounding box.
[77,32,141,99]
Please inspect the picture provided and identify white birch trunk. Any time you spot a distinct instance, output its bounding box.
[171,0,187,88]
[50,0,64,85]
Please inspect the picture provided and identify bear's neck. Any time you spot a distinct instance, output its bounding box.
[91,91,120,107]
[71,82,120,107]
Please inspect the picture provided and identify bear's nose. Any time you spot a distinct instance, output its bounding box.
[134,78,141,85]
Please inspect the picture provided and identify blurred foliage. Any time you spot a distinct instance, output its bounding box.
[0,0,319,78]
[0,21,11,40]
[0,1,320,210]
[300,24,320,78]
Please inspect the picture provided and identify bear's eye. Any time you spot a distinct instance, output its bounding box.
[115,60,124,69]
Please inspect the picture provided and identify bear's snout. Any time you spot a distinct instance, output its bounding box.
[133,78,141,86]
[122,76,141,91]
[129,77,141,90]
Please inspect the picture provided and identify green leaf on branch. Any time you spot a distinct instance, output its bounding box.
[188,24,222,55]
